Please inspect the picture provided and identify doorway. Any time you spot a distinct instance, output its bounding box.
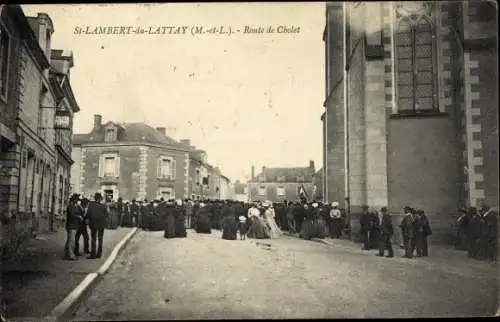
[103,189,114,203]
[101,184,118,203]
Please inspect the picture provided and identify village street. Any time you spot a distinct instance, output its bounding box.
[73,230,498,320]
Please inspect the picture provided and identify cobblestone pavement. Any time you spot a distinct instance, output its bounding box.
[2,227,133,318]
[73,230,499,320]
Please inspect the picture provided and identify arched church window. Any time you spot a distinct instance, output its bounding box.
[394,1,438,114]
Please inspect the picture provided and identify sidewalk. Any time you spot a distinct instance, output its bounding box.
[1,227,133,319]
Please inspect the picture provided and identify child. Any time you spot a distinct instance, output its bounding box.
[238,215,247,240]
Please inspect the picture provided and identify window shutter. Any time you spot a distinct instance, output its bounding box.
[98,155,104,177]
[172,159,176,180]
[157,158,161,178]
[115,156,120,177]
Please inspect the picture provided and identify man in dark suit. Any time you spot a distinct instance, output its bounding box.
[359,206,372,250]
[86,193,109,259]
[130,199,140,227]
[74,197,90,256]
[64,193,84,260]
[400,206,416,258]
[376,206,394,258]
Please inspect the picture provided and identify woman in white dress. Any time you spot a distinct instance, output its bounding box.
[263,201,282,239]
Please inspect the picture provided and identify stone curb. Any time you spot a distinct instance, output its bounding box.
[44,227,138,321]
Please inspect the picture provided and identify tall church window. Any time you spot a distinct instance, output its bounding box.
[394,2,437,114]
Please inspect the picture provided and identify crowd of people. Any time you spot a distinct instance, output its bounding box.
[455,205,498,261]
[64,193,497,262]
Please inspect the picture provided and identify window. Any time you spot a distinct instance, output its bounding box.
[22,151,27,168]
[394,2,437,114]
[157,156,176,180]
[277,186,286,196]
[196,169,201,185]
[105,128,117,142]
[258,186,266,195]
[0,26,11,100]
[98,154,120,177]
[158,187,174,200]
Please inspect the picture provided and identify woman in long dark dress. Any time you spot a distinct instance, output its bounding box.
[246,204,270,239]
[314,203,329,238]
[194,203,212,234]
[300,203,315,240]
[121,202,133,227]
[160,201,176,239]
[174,200,187,238]
[222,203,238,240]
[149,200,163,231]
[107,202,120,229]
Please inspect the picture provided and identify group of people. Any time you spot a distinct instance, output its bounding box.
[64,193,497,262]
[455,205,498,261]
[64,192,108,260]
[358,206,433,259]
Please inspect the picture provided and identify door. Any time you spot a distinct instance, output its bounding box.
[101,184,118,202]
[103,189,114,203]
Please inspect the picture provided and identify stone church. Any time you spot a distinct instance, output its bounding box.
[322,1,498,242]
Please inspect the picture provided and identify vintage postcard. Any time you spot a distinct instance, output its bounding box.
[0,2,498,320]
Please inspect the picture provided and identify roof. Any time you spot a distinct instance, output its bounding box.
[254,166,314,183]
[6,6,50,70]
[72,122,187,149]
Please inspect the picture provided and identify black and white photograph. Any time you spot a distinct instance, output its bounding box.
[0,1,498,320]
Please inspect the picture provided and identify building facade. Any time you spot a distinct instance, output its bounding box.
[72,115,191,202]
[247,162,316,202]
[72,117,231,202]
[178,139,231,200]
[233,180,249,202]
[323,1,498,242]
[314,168,324,202]
[0,6,79,232]
[218,174,231,200]
[50,50,79,219]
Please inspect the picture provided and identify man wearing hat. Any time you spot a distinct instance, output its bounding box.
[86,192,109,259]
[376,206,394,258]
[400,206,416,258]
[64,193,85,260]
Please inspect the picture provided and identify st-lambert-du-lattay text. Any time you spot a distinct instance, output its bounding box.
[73,25,300,36]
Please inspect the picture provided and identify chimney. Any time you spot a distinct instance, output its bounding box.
[166,126,177,139]
[309,160,315,169]
[156,127,166,135]
[93,114,102,130]
[30,13,54,65]
[251,166,255,181]
[180,139,191,147]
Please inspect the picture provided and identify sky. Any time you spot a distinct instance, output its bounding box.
[22,3,325,183]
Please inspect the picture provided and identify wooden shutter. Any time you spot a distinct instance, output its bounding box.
[157,158,162,178]
[171,159,176,180]
[115,156,120,177]
[98,155,104,177]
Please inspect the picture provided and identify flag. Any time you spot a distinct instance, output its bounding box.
[298,184,308,199]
